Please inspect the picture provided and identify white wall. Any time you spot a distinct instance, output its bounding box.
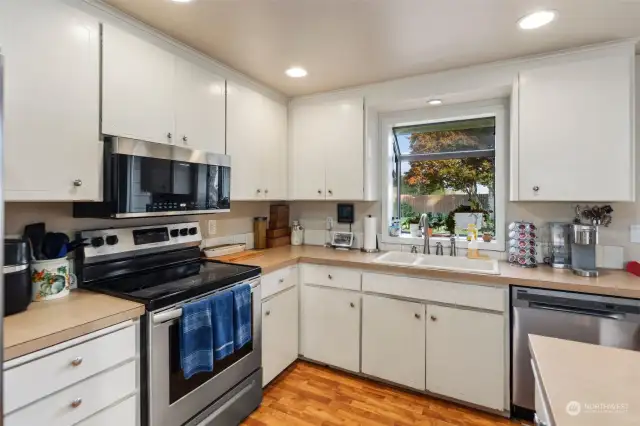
[290,42,640,263]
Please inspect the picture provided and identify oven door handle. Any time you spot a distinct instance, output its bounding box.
[152,280,260,325]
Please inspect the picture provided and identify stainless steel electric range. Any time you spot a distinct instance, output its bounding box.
[76,222,262,426]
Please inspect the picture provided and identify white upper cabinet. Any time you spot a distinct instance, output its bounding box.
[426,304,505,411]
[511,50,635,201]
[102,24,175,145]
[1,0,101,201]
[361,294,426,390]
[174,57,226,153]
[289,97,364,200]
[227,81,287,200]
[103,25,226,153]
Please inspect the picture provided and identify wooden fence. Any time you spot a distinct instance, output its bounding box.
[400,194,490,215]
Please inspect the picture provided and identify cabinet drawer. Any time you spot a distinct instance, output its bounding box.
[5,324,136,414]
[5,361,136,426]
[77,395,137,426]
[262,266,298,300]
[301,264,361,291]
[362,272,505,312]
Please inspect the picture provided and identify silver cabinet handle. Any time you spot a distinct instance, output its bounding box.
[328,190,333,195]
[182,135,188,143]
[317,189,322,195]
[533,186,539,192]
[70,398,82,408]
[265,310,271,316]
[278,278,284,283]
[167,132,172,139]
[430,315,437,321]
[328,274,333,280]
[70,356,83,367]
[256,189,261,194]
[73,179,82,187]
[349,302,355,308]
[265,189,268,194]
[414,313,421,319]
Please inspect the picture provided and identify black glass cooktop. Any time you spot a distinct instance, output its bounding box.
[84,260,260,311]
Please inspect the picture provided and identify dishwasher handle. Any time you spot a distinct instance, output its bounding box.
[529,301,625,320]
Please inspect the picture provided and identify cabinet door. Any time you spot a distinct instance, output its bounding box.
[289,103,327,200]
[301,286,360,372]
[362,295,425,390]
[426,305,505,411]
[324,98,364,200]
[517,53,633,201]
[0,0,101,201]
[102,24,175,145]
[261,96,288,200]
[226,82,264,200]
[175,57,225,154]
[262,286,299,386]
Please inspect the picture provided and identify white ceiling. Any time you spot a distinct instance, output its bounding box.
[104,0,640,97]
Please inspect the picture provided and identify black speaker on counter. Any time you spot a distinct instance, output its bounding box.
[4,238,32,316]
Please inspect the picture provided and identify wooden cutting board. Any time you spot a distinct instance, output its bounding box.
[205,250,265,264]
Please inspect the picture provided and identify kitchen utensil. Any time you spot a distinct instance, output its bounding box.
[42,232,69,259]
[4,238,32,316]
[202,243,246,258]
[31,258,76,301]
[23,222,46,260]
[65,238,90,254]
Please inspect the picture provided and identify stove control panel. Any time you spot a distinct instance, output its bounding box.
[81,222,202,261]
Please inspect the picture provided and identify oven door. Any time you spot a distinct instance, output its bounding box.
[147,279,261,426]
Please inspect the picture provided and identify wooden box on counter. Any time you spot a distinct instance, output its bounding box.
[269,205,289,230]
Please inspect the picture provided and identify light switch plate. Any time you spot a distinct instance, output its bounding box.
[208,220,217,236]
[631,225,640,243]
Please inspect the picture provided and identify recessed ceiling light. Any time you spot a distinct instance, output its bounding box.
[427,99,443,106]
[285,67,308,78]
[518,10,557,30]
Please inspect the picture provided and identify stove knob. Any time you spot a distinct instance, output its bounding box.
[188,227,198,235]
[170,229,179,238]
[179,228,188,236]
[91,237,105,248]
[106,235,119,246]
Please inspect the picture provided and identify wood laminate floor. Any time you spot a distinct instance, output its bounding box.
[243,361,526,425]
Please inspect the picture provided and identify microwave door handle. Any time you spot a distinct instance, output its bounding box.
[529,302,624,320]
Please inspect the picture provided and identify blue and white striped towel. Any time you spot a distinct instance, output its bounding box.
[179,299,214,379]
[232,284,252,350]
[211,290,235,360]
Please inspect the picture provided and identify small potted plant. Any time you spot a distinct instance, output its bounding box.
[479,219,495,242]
[408,215,421,237]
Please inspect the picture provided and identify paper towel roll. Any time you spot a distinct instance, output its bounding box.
[363,215,377,251]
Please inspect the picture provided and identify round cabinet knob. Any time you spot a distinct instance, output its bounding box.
[328,274,333,280]
[414,313,421,319]
[70,398,83,408]
[264,189,269,194]
[328,190,333,195]
[257,189,261,194]
[167,132,172,139]
[70,356,83,367]
[533,186,540,192]
[349,302,355,308]
[317,190,322,195]
[430,315,437,321]
[91,237,104,248]
[182,135,188,143]
[73,179,82,187]
[105,235,118,246]
[278,278,284,283]
[265,310,271,316]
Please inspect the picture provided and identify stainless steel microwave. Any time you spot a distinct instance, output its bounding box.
[74,137,231,218]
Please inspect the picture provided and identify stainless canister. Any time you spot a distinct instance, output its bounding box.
[571,224,597,245]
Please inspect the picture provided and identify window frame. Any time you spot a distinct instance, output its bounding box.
[380,99,507,252]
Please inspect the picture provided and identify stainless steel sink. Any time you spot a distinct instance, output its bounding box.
[373,251,500,275]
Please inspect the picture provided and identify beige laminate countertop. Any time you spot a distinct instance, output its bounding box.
[4,290,144,361]
[212,245,640,298]
[529,335,640,426]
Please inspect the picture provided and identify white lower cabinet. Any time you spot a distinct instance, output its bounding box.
[425,305,505,411]
[362,294,425,390]
[262,286,299,386]
[301,285,360,372]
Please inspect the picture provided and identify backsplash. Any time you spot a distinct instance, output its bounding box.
[5,201,270,239]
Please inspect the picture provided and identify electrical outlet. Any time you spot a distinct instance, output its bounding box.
[326,217,334,231]
[208,220,217,236]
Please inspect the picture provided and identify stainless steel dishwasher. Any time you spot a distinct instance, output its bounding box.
[511,286,640,417]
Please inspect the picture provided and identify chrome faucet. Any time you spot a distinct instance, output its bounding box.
[410,245,418,254]
[418,213,430,255]
[435,242,444,256]
[450,235,457,257]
